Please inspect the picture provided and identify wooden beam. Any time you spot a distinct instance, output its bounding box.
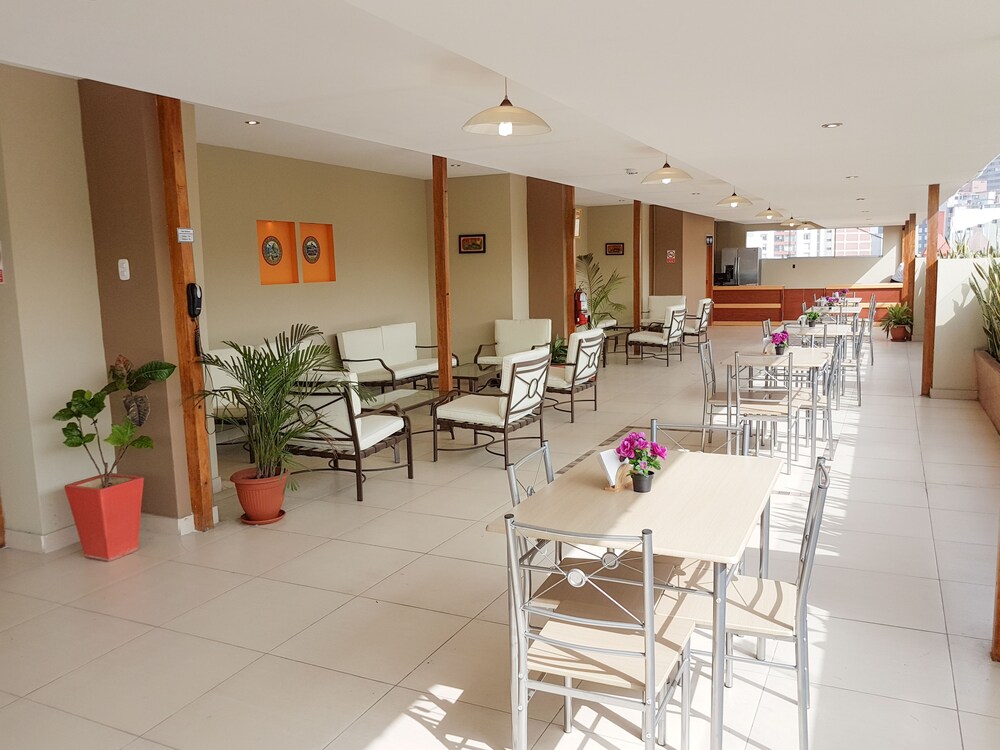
[0,493,5,548]
[995,546,1000,660]
[633,201,642,330]
[432,156,453,392]
[155,96,213,531]
[902,215,916,307]
[565,185,576,337]
[921,185,941,397]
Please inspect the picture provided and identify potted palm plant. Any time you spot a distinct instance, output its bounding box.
[198,324,351,524]
[576,253,626,328]
[53,356,176,560]
[879,302,913,341]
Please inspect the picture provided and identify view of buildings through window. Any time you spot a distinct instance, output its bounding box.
[916,151,1000,256]
[746,226,884,259]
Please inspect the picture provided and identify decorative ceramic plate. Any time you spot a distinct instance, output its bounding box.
[261,235,282,266]
[302,235,321,264]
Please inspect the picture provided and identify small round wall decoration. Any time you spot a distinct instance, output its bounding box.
[261,235,283,266]
[302,235,321,264]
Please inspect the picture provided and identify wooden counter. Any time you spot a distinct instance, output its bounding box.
[712,283,902,325]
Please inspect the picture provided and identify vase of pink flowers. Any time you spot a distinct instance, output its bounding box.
[770,330,789,354]
[616,431,667,493]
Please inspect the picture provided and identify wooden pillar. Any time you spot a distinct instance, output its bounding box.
[633,201,642,330]
[994,551,1000,660]
[921,184,941,397]
[564,185,576,337]
[0,494,5,548]
[155,96,213,531]
[902,214,916,307]
[706,235,715,323]
[432,156,453,392]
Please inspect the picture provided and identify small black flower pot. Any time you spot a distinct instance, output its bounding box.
[631,473,653,493]
[774,344,786,354]
[807,319,817,328]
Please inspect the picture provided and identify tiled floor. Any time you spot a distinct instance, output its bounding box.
[1,328,999,749]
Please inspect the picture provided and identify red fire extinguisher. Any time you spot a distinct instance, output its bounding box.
[574,287,590,327]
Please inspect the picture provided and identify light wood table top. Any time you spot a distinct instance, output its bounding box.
[809,304,862,315]
[743,347,829,370]
[784,323,854,338]
[489,451,782,565]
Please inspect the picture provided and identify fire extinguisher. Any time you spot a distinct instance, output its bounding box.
[574,287,590,327]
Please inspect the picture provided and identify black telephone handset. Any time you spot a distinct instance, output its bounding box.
[186,283,202,319]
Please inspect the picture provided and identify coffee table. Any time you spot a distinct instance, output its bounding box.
[600,326,633,367]
[447,363,500,392]
[361,388,446,413]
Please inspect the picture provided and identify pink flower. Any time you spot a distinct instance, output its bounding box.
[651,443,667,459]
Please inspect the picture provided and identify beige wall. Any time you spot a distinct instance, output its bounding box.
[682,212,714,307]
[715,221,746,250]
[584,205,635,324]
[932,259,989,396]
[198,145,432,349]
[0,66,108,549]
[913,256,927,339]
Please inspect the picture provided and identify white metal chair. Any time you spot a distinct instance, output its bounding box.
[506,441,555,507]
[699,341,735,443]
[655,457,831,750]
[733,351,808,472]
[861,292,877,363]
[545,329,603,422]
[433,350,550,465]
[626,306,685,365]
[504,517,694,749]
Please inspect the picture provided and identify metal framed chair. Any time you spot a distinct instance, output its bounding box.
[626,306,685,365]
[682,298,712,348]
[288,373,413,502]
[862,292,877,364]
[733,351,806,472]
[839,318,865,405]
[433,350,550,466]
[504,516,694,749]
[699,341,735,441]
[506,441,555,507]
[545,329,603,423]
[655,457,831,750]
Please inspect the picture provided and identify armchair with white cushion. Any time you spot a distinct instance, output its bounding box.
[545,328,604,422]
[682,297,713,347]
[432,349,550,465]
[626,305,686,365]
[640,295,686,328]
[474,319,552,366]
[287,371,413,502]
[336,322,456,390]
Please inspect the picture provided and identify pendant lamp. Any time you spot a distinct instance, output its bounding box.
[716,188,751,208]
[462,78,550,136]
[756,205,782,220]
[641,157,691,185]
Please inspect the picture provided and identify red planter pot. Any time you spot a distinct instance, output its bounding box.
[889,325,911,342]
[230,468,288,525]
[64,475,143,561]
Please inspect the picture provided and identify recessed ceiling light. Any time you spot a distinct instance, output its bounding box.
[625,168,638,176]
[845,175,859,179]
[691,192,700,196]
[856,197,866,201]
[449,163,462,168]
[821,122,843,129]
[244,120,261,126]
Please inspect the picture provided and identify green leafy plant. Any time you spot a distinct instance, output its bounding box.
[805,311,821,322]
[576,253,626,329]
[197,323,360,479]
[53,357,177,488]
[971,259,1000,360]
[879,302,914,335]
[550,336,568,364]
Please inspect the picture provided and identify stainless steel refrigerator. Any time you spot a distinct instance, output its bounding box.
[715,247,761,286]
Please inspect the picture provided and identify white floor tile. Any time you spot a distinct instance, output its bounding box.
[0,550,162,604]
[0,699,135,749]
[430,523,509,566]
[931,509,1000,546]
[949,635,1000,719]
[927,483,1000,514]
[0,590,57,632]
[263,538,420,595]
[338,510,472,552]
[960,711,1000,750]
[258,499,387,538]
[941,580,996,639]
[145,655,390,750]
[172,528,325,576]
[935,540,999,586]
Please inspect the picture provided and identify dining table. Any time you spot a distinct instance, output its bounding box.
[489,450,783,750]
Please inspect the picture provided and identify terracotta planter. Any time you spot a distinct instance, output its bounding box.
[64,475,143,561]
[889,325,911,342]
[230,468,287,525]
[631,472,653,493]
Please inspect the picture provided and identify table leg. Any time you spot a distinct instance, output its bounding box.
[757,500,771,660]
[711,561,729,750]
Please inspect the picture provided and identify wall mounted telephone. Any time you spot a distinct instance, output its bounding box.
[186,283,202,319]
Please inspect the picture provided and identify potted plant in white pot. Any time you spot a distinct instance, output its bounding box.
[53,356,176,560]
[197,323,352,524]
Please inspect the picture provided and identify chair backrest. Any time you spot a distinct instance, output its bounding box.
[761,319,772,340]
[295,385,361,445]
[565,329,604,385]
[499,350,550,422]
[203,347,243,403]
[650,418,748,456]
[506,441,555,506]
[694,298,712,332]
[379,322,418,364]
[866,293,877,324]
[504,515,658,689]
[647,295,686,321]
[733,351,794,418]
[699,340,718,400]
[665,307,686,343]
[795,457,831,621]
[495,319,552,358]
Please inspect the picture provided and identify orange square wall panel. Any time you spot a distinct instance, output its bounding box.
[299,222,336,283]
[256,220,299,285]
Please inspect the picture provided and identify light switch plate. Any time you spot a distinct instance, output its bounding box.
[118,258,130,281]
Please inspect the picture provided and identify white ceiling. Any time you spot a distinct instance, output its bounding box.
[2,1,998,225]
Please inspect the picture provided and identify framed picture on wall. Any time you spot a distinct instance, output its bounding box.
[605,242,625,256]
[459,234,486,254]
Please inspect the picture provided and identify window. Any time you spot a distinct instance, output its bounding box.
[746,227,883,259]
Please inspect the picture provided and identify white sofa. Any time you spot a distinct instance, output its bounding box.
[337,322,447,388]
[641,296,687,328]
[475,319,552,366]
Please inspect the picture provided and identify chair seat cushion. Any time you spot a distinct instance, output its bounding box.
[436,395,507,428]
[475,355,503,366]
[683,323,703,334]
[354,359,438,383]
[290,414,404,452]
[656,576,797,639]
[546,367,574,390]
[628,330,669,345]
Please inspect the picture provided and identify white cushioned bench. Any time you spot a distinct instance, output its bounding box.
[337,322,447,388]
